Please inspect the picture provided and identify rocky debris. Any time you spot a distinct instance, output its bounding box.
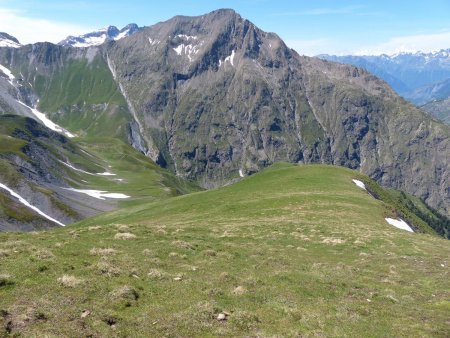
[217,313,228,321]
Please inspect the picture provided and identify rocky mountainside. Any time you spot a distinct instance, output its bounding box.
[0,9,450,218]
[104,9,450,215]
[58,24,141,47]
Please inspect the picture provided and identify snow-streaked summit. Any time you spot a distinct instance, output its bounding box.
[0,32,21,48]
[58,24,141,48]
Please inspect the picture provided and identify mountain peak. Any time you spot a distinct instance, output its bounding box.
[58,23,142,48]
[0,32,22,48]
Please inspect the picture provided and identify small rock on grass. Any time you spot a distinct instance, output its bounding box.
[217,312,230,321]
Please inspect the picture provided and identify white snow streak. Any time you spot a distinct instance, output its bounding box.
[64,188,130,200]
[96,172,116,176]
[385,218,414,233]
[0,182,65,226]
[59,160,118,177]
[172,35,203,62]
[0,63,15,85]
[148,37,160,46]
[239,169,244,178]
[176,34,198,40]
[58,160,95,175]
[352,179,366,190]
[224,50,236,66]
[173,43,201,61]
[16,100,75,138]
[173,44,184,55]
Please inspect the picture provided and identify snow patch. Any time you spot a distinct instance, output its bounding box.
[0,39,21,48]
[72,35,107,48]
[115,29,130,40]
[176,34,198,40]
[173,43,201,61]
[172,37,203,62]
[239,169,244,178]
[64,188,130,200]
[224,50,236,66]
[0,182,65,226]
[0,63,15,85]
[385,218,414,233]
[16,100,75,138]
[352,179,366,190]
[97,172,116,176]
[148,37,160,46]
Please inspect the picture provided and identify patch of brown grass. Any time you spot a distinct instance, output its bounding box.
[89,248,117,256]
[57,275,83,287]
[114,233,136,240]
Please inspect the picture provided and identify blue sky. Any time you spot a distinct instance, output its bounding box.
[1,0,450,55]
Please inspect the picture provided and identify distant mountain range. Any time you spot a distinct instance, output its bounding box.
[58,23,142,47]
[319,51,450,122]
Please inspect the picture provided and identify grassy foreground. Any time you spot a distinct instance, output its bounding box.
[0,164,449,337]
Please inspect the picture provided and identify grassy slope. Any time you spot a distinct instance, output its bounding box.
[0,163,449,337]
[33,55,131,140]
[69,137,201,204]
[0,115,200,230]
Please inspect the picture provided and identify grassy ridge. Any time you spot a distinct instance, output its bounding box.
[0,164,448,336]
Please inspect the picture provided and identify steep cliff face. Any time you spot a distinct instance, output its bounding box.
[104,9,450,215]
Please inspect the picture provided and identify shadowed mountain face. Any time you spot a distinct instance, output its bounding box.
[0,9,450,217]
